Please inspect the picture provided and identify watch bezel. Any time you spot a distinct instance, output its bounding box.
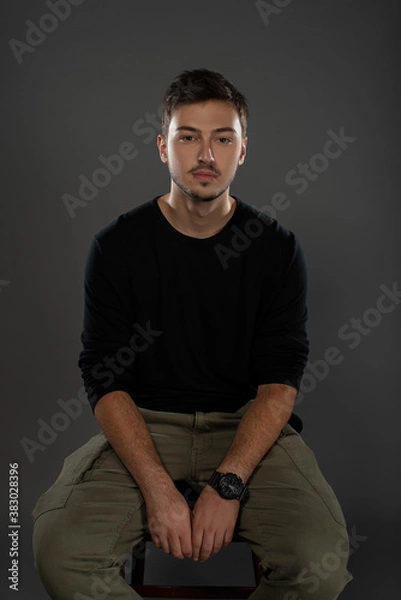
[208,470,248,501]
[219,473,242,499]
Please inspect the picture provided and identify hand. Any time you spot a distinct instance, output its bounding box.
[145,485,193,559]
[191,485,240,562]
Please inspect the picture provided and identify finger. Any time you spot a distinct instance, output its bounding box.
[199,532,215,562]
[191,528,204,562]
[210,534,224,557]
[175,513,192,559]
[169,534,186,560]
[223,529,233,547]
[179,533,193,559]
[158,535,170,556]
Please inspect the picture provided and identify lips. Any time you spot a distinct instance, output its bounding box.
[192,170,217,178]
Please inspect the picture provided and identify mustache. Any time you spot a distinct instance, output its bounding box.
[191,167,218,174]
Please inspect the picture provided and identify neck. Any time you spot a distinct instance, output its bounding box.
[157,190,237,239]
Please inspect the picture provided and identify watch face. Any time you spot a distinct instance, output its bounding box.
[219,474,241,499]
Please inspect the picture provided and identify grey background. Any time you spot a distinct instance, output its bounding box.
[1,0,400,598]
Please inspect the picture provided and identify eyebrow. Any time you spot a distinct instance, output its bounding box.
[175,126,238,135]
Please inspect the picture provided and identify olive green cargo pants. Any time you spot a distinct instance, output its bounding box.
[32,401,353,599]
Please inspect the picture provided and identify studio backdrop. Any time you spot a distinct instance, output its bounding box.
[1,0,400,598]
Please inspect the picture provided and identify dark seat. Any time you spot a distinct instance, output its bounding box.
[122,479,262,598]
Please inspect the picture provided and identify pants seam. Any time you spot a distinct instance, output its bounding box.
[276,438,346,527]
[107,502,146,561]
[240,505,272,574]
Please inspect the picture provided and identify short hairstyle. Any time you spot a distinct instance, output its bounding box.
[161,68,249,139]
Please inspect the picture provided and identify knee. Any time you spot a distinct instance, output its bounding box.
[260,523,353,599]
[33,513,61,569]
[292,544,352,599]
[297,526,352,599]
[33,510,79,598]
[33,510,133,600]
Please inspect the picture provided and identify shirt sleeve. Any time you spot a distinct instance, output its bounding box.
[78,234,136,412]
[249,231,310,391]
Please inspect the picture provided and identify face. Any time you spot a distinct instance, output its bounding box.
[157,100,247,203]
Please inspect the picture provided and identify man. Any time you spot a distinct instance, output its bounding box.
[32,68,353,599]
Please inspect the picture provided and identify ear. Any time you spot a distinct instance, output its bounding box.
[157,134,168,164]
[238,136,248,166]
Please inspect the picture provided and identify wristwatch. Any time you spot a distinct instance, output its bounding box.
[208,471,248,502]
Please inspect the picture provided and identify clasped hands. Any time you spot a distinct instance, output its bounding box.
[146,484,240,562]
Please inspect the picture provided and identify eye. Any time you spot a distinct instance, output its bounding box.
[179,135,196,142]
[218,137,232,144]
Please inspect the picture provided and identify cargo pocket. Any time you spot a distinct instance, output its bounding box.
[31,430,110,523]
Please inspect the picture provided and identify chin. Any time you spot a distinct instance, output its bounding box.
[188,185,228,203]
[190,194,219,203]
[173,175,228,203]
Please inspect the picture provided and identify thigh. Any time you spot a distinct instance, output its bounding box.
[237,424,350,576]
[32,432,149,599]
[32,431,147,573]
[32,411,194,570]
[32,430,111,522]
[32,409,193,526]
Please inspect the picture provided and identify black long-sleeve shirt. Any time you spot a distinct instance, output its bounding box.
[78,195,309,418]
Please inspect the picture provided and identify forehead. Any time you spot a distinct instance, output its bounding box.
[169,100,241,132]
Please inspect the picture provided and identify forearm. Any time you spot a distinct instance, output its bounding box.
[94,391,174,502]
[217,383,297,483]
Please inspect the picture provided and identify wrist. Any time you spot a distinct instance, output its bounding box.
[207,470,248,502]
[204,484,240,504]
[216,464,249,484]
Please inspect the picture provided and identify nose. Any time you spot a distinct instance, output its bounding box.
[198,139,215,164]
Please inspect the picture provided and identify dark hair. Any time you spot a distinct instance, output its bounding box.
[161,68,249,138]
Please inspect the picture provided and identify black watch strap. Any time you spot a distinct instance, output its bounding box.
[208,470,222,488]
